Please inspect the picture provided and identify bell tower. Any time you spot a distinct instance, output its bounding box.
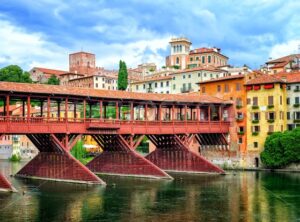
[166,37,191,69]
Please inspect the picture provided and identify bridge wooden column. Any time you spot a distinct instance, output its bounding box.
[86,134,172,179]
[146,134,225,174]
[16,134,105,185]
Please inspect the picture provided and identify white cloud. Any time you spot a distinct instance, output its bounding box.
[269,39,300,59]
[0,18,68,71]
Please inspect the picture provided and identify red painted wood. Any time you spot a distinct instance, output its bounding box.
[87,150,172,179]
[16,152,105,184]
[86,135,172,179]
[0,173,15,192]
[146,135,225,174]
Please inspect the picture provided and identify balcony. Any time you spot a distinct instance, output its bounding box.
[236,105,243,109]
[267,119,274,123]
[293,103,300,108]
[267,131,274,135]
[293,119,300,123]
[236,116,244,122]
[146,88,154,93]
[180,88,194,93]
[252,105,259,109]
[267,105,274,109]
[252,132,259,136]
[252,119,259,124]
[238,131,244,135]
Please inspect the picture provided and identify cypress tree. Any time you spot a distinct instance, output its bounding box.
[117,60,128,90]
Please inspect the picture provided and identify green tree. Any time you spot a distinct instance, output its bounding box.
[260,129,300,168]
[117,60,128,90]
[0,65,32,83]
[47,74,60,85]
[70,140,87,162]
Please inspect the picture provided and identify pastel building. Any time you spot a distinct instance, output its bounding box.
[171,67,226,94]
[275,71,300,130]
[131,75,172,94]
[263,54,300,74]
[245,75,287,167]
[29,67,67,84]
[0,135,13,159]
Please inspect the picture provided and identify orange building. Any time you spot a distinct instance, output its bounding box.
[198,72,264,165]
[198,75,247,159]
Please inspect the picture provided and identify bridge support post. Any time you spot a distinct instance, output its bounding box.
[86,135,172,179]
[16,134,105,185]
[0,173,17,192]
[145,134,225,174]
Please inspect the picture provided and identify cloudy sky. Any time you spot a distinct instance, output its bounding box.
[0,0,299,71]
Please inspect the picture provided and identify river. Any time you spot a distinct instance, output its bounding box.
[0,160,299,222]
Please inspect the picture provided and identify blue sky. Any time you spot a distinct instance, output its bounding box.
[0,0,299,71]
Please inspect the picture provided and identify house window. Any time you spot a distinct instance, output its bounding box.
[198,73,201,77]
[161,82,163,87]
[287,112,290,120]
[176,57,179,64]
[173,84,176,90]
[236,83,241,91]
[96,83,98,88]
[208,55,211,63]
[155,83,158,88]
[166,81,169,86]
[287,98,290,105]
[254,142,258,148]
[239,126,244,132]
[295,97,299,104]
[196,57,199,61]
[173,76,176,80]
[166,91,169,94]
[190,57,193,61]
[202,86,206,93]
[268,96,274,106]
[217,85,221,92]
[183,75,186,79]
[295,112,300,120]
[253,97,258,106]
[188,83,192,89]
[238,137,243,144]
[268,125,274,133]
[247,98,251,105]
[253,125,260,132]
[210,74,213,78]
[236,98,242,106]
[280,96,282,105]
[287,85,291,90]
[268,112,275,120]
[188,74,191,78]
[252,112,260,121]
[204,73,207,77]
[143,84,145,89]
[202,56,205,63]
[224,84,229,92]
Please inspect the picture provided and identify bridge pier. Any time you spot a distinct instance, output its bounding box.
[146,134,225,174]
[16,134,105,185]
[86,135,172,179]
[0,173,16,192]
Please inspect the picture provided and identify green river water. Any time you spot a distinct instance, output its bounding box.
[0,160,299,222]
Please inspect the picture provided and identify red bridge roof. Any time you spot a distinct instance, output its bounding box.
[0,82,230,104]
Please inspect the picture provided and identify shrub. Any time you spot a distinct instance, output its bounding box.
[9,154,21,162]
[260,129,300,168]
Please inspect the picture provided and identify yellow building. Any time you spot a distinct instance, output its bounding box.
[245,75,287,167]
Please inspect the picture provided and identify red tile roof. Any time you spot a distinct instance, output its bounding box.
[267,54,300,64]
[0,82,231,104]
[33,67,67,76]
[189,47,228,58]
[132,75,172,84]
[245,74,285,85]
[197,74,245,84]
[171,66,223,75]
[274,71,300,83]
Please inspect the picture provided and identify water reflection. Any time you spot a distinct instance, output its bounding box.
[0,161,299,222]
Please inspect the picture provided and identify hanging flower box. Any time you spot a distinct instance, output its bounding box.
[264,84,274,89]
[253,85,261,90]
[246,85,253,91]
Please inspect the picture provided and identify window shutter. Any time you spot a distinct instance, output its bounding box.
[274,112,276,120]
[258,112,261,120]
[265,112,268,120]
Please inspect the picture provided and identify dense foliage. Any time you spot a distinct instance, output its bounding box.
[117,60,128,90]
[47,74,60,85]
[0,65,32,83]
[71,140,87,163]
[9,153,21,162]
[260,128,300,168]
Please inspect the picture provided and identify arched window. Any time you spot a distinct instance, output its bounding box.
[208,56,211,63]
[176,57,180,64]
[179,45,182,52]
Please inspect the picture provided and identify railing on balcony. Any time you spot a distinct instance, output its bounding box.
[180,87,194,93]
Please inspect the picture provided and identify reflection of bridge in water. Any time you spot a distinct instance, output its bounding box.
[0,82,233,189]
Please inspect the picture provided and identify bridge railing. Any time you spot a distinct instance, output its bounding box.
[0,116,230,127]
